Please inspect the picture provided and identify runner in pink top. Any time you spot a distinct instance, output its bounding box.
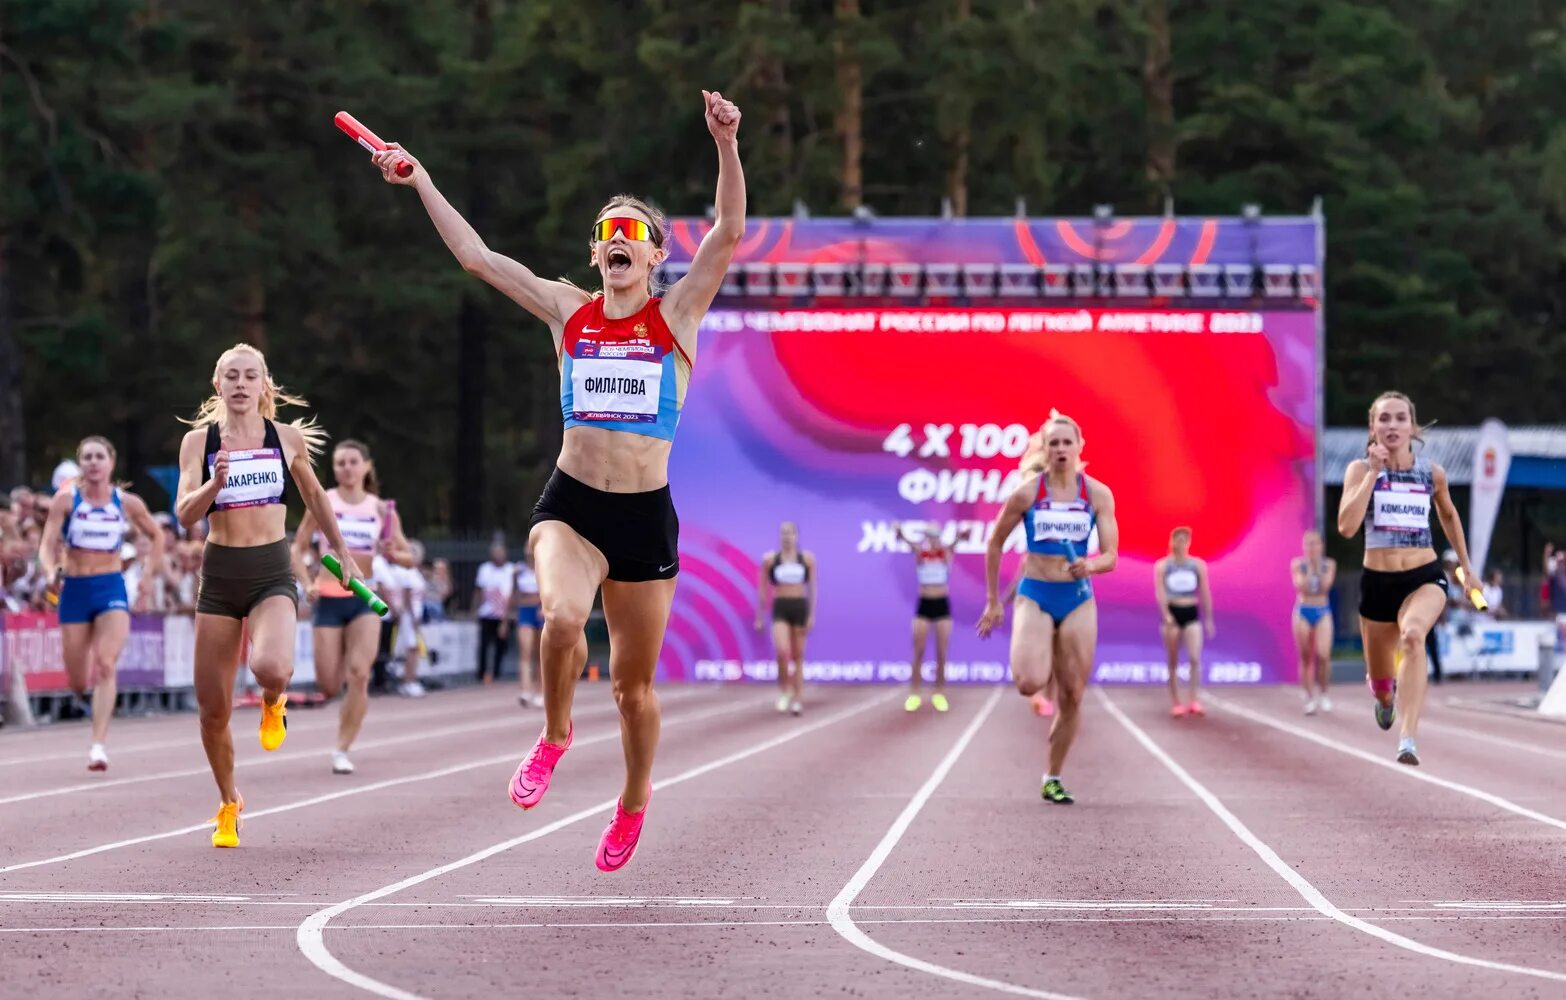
[292,440,412,775]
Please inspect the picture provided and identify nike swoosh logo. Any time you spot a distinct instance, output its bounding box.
[605,842,633,862]
[582,326,603,333]
[658,563,677,573]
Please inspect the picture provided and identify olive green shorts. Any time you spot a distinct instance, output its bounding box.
[196,540,299,619]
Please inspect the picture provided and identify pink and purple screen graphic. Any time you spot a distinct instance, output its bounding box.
[663,306,1318,686]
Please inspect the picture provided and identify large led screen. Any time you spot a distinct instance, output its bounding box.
[662,306,1317,686]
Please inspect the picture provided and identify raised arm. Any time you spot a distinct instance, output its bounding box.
[662,91,746,345]
[804,552,819,629]
[978,479,1035,637]
[1431,465,1479,588]
[755,552,774,629]
[175,429,223,531]
[381,502,415,567]
[1087,482,1119,576]
[281,425,358,586]
[369,146,589,335]
[1197,559,1215,637]
[1153,557,1172,624]
[36,490,71,583]
[123,493,166,577]
[1337,457,1379,538]
[291,508,320,597]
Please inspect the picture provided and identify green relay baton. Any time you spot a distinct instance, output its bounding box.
[321,553,390,617]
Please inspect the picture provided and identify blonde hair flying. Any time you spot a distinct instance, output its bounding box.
[183,343,327,456]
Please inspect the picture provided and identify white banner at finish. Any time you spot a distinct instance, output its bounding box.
[3,615,480,693]
[1434,620,1556,675]
[268,619,479,686]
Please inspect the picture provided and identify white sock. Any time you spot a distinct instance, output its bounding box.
[1044,773,1060,784]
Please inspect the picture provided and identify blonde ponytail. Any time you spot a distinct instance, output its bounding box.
[183,343,328,457]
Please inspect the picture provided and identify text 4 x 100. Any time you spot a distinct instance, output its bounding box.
[883,423,1032,460]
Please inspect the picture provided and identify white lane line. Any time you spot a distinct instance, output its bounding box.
[0,738,193,767]
[0,691,703,806]
[0,698,749,875]
[1099,690,1566,984]
[0,692,522,768]
[13,913,1566,935]
[11,894,1557,916]
[0,688,519,766]
[826,688,1079,1000]
[295,690,898,1000]
[1207,694,1566,834]
[1420,720,1566,763]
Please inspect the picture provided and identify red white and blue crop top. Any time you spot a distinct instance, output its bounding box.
[558,297,691,442]
[1025,473,1096,557]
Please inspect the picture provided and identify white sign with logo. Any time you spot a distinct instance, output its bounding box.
[1468,418,1510,577]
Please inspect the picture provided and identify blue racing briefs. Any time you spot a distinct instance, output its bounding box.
[1017,577,1093,627]
[58,573,129,625]
[516,604,543,629]
[1296,604,1331,628]
[313,594,378,628]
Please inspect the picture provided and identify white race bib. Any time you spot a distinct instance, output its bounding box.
[67,509,126,552]
[1371,483,1431,531]
[337,513,380,553]
[1031,504,1092,543]
[916,560,949,586]
[772,562,807,586]
[212,449,286,510]
[1166,568,1199,595]
[515,565,540,595]
[571,355,662,423]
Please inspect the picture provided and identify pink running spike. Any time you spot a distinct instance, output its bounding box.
[509,723,573,810]
[595,787,652,873]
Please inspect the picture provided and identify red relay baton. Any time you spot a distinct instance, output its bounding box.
[334,111,413,177]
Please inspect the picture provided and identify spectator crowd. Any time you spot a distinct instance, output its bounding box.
[2,476,457,622]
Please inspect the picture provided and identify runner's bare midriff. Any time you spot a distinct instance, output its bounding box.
[1020,552,1083,585]
[1363,547,1438,573]
[64,550,125,576]
[207,506,287,548]
[557,426,673,493]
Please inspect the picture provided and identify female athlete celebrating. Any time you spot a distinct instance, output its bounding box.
[176,344,357,847]
[894,520,952,713]
[38,437,165,771]
[756,521,815,716]
[292,440,411,775]
[372,89,744,871]
[1153,527,1213,717]
[978,411,1119,804]
[1337,391,1476,765]
[1292,530,1336,715]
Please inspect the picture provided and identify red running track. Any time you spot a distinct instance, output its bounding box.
[1,680,1564,999]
